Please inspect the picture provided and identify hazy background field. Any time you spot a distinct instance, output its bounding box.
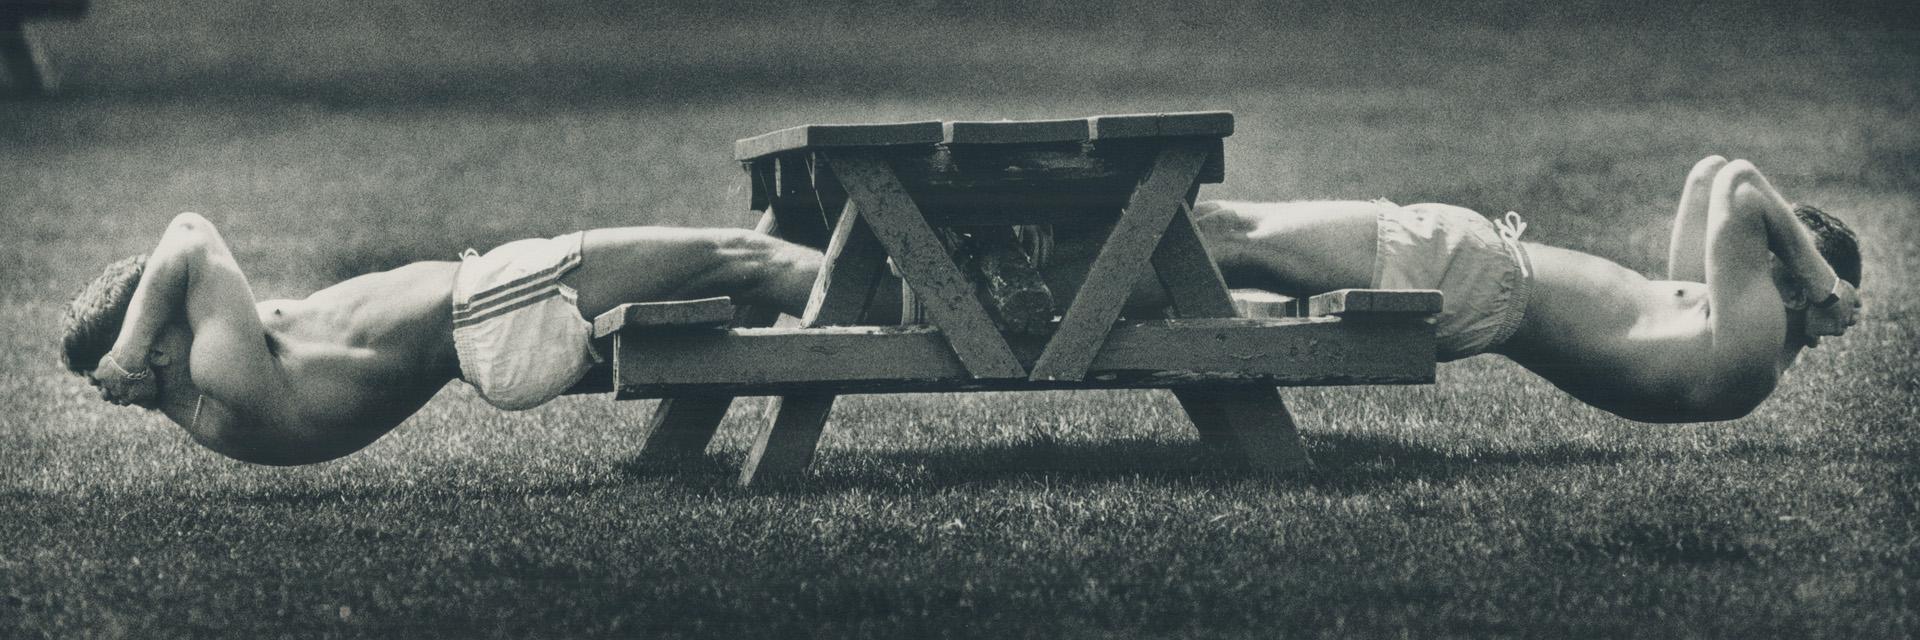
[3,1,1916,637]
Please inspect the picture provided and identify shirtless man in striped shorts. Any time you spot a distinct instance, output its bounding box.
[63,217,821,465]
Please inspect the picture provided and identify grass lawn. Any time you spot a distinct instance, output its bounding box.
[2,1,1916,637]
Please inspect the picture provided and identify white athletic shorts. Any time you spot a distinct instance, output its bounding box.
[451,231,598,410]
[1373,201,1534,361]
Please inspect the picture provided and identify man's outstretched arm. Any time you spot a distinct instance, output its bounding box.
[101,213,292,418]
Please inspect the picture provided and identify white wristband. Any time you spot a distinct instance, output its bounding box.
[1812,278,1842,308]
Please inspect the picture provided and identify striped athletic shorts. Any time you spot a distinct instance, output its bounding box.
[451,231,598,410]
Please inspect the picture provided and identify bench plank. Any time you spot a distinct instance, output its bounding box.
[593,297,738,339]
[611,318,1435,398]
[735,121,944,161]
[1088,111,1235,140]
[1230,290,1296,319]
[944,118,1091,145]
[1306,289,1443,318]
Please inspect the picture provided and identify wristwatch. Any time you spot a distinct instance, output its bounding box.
[1812,280,1843,308]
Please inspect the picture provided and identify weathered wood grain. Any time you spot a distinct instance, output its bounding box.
[827,149,1027,379]
[740,394,835,487]
[890,143,1224,224]
[1149,204,1237,317]
[611,319,1435,398]
[592,297,738,339]
[1088,111,1235,140]
[1144,199,1313,472]
[1230,290,1297,319]
[1306,289,1444,318]
[1029,143,1208,381]
[734,121,944,161]
[739,195,899,486]
[633,397,731,463]
[945,118,1091,145]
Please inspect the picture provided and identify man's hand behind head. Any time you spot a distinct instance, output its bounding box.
[90,354,160,408]
[1803,279,1862,343]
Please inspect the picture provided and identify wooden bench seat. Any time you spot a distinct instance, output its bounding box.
[571,289,1439,399]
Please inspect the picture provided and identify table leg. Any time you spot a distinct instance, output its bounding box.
[737,200,892,487]
[1170,386,1313,473]
[633,210,785,464]
[2,18,46,96]
[634,397,733,463]
[741,394,836,487]
[1152,198,1313,474]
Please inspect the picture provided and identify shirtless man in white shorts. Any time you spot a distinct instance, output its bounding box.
[65,219,821,465]
[67,157,1859,465]
[1190,157,1861,422]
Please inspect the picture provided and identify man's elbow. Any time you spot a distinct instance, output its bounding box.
[166,211,216,238]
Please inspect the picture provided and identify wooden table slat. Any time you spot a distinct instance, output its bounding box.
[828,149,1028,379]
[1028,142,1208,381]
[734,121,944,161]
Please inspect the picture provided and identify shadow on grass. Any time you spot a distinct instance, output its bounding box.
[614,431,1648,496]
[85,430,1808,506]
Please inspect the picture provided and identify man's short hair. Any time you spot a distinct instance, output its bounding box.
[1793,204,1862,288]
[61,255,146,374]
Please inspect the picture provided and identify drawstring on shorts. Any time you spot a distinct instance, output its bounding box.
[1496,211,1530,278]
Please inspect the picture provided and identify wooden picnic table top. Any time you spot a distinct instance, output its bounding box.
[733,111,1236,161]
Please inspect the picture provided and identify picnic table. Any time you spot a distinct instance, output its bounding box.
[573,112,1441,487]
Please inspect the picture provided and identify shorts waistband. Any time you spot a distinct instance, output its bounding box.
[1488,237,1533,349]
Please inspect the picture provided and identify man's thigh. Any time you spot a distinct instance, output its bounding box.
[563,226,760,319]
[1195,200,1379,295]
